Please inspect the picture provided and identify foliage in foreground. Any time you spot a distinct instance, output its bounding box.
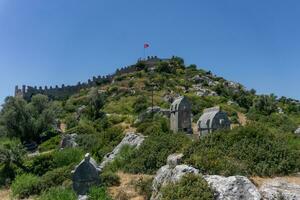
[88,186,112,200]
[11,173,41,198]
[184,124,300,176]
[38,187,77,200]
[161,174,214,200]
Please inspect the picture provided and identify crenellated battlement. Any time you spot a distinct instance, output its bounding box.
[15,56,167,100]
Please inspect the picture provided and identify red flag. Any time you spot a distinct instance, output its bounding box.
[144,43,149,48]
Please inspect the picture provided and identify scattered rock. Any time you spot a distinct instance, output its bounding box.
[294,127,300,135]
[260,178,300,200]
[60,134,78,149]
[166,153,184,168]
[99,133,145,170]
[204,175,261,200]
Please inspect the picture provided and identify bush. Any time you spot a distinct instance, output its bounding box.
[88,186,112,200]
[100,171,120,187]
[38,135,60,152]
[11,174,41,198]
[184,124,300,176]
[122,132,190,174]
[40,166,72,190]
[38,187,77,200]
[53,148,84,168]
[25,153,54,176]
[161,174,214,200]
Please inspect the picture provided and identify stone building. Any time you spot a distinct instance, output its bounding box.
[197,106,230,137]
[72,153,101,195]
[170,96,192,134]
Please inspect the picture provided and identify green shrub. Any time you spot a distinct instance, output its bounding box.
[25,153,54,176]
[122,132,191,174]
[39,135,60,152]
[38,187,77,200]
[40,166,71,190]
[53,148,84,168]
[161,174,214,200]
[100,171,120,187]
[184,124,300,176]
[11,174,41,198]
[88,186,112,200]
[105,145,135,172]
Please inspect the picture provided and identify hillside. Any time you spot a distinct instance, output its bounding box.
[0,56,300,199]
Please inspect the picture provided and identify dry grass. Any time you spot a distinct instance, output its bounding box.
[251,174,300,187]
[237,112,247,126]
[108,172,153,200]
[0,188,10,200]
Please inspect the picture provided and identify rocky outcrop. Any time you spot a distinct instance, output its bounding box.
[99,133,145,171]
[151,153,199,200]
[204,175,261,200]
[151,164,199,200]
[151,153,262,200]
[60,134,78,149]
[259,178,300,200]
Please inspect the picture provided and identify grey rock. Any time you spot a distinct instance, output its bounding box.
[166,153,184,167]
[60,134,78,149]
[260,178,300,200]
[72,153,101,195]
[151,163,199,200]
[78,195,88,200]
[204,175,261,200]
[99,133,145,171]
[294,127,300,135]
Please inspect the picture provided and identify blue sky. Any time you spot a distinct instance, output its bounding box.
[0,0,299,103]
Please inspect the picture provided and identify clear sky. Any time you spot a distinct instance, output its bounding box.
[0,0,299,104]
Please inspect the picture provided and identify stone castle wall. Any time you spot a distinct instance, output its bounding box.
[15,56,166,100]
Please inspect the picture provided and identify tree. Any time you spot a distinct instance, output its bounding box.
[0,95,60,142]
[87,88,106,120]
[252,94,278,115]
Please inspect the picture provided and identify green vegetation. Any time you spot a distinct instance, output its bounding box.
[88,186,112,200]
[161,174,214,200]
[11,173,41,198]
[184,124,300,176]
[38,187,77,200]
[1,57,300,199]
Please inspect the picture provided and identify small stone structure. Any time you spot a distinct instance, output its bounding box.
[60,134,78,149]
[72,153,100,195]
[170,96,192,134]
[197,106,231,137]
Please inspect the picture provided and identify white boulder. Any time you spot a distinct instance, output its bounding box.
[260,178,300,200]
[204,175,261,200]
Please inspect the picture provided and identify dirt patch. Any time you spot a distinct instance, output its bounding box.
[237,112,247,126]
[108,172,153,200]
[251,174,300,188]
[0,188,10,200]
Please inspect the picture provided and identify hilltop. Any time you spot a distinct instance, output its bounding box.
[0,56,300,199]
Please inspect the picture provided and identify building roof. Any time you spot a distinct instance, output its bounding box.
[197,106,221,129]
[170,96,187,111]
